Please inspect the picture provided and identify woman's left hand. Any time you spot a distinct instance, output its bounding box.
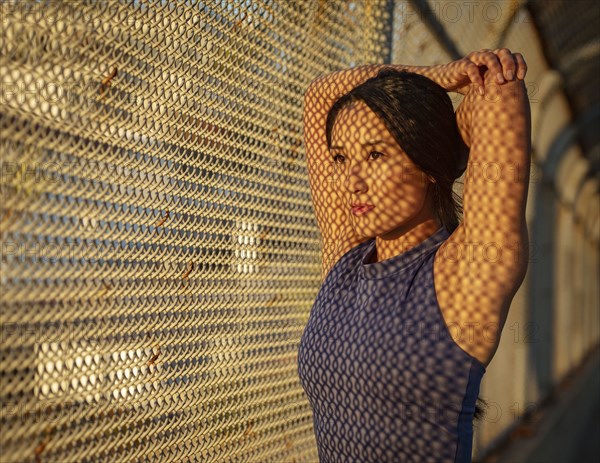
[437,48,528,96]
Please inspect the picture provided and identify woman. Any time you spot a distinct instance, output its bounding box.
[297,49,531,462]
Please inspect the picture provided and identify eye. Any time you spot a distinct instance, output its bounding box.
[332,151,383,164]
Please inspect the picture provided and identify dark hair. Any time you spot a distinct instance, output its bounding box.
[473,396,488,424]
[325,68,469,234]
[325,68,487,421]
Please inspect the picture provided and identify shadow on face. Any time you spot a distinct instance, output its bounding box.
[330,100,438,243]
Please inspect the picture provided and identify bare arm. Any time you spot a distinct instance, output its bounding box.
[451,70,531,337]
[456,73,531,245]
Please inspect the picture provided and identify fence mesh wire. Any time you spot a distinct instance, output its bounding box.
[0,1,547,462]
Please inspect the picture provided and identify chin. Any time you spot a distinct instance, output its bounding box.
[361,227,392,240]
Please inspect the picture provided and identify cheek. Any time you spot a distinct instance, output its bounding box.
[371,162,426,196]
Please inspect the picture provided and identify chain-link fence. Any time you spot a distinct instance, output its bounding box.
[2,1,597,462]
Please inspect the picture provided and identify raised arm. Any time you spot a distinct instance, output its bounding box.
[445,52,531,360]
[455,64,531,277]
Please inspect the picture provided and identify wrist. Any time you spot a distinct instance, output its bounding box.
[392,64,438,82]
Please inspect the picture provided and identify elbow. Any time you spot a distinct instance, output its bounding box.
[303,81,320,109]
[304,78,324,101]
[304,80,315,98]
[305,71,333,99]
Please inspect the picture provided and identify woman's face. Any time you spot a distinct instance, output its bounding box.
[330,100,436,239]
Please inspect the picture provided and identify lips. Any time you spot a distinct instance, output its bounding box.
[351,204,374,216]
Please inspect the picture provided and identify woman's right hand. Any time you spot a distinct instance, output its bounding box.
[435,48,528,96]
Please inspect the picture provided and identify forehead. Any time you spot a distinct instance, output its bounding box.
[331,100,391,144]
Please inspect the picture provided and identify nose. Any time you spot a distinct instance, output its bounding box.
[344,160,368,194]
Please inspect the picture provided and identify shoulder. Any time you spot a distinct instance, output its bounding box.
[322,238,373,285]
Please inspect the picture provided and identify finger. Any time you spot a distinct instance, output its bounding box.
[513,52,528,79]
[463,59,484,94]
[471,51,505,84]
[495,48,517,81]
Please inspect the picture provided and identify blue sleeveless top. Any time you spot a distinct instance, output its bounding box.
[297,226,486,462]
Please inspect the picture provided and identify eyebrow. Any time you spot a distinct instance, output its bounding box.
[330,140,387,150]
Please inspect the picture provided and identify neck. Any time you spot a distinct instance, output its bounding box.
[372,219,441,263]
[371,182,442,263]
